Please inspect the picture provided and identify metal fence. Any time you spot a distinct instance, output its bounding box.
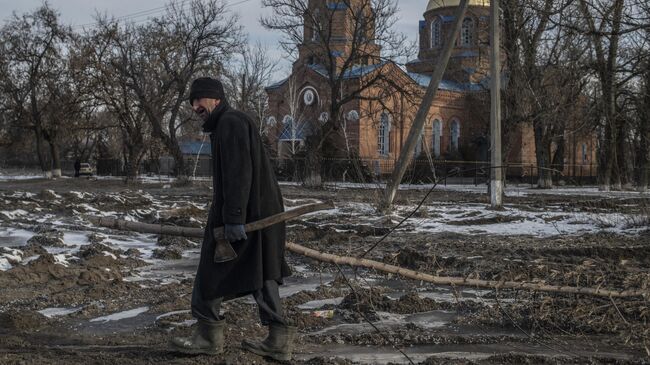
[0,157,623,187]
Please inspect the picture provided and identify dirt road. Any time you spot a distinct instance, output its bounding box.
[0,177,648,364]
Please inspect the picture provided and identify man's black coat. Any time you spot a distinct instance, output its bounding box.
[197,99,291,300]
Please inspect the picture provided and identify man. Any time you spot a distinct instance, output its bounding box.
[171,77,295,361]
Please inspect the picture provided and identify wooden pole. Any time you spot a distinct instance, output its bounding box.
[380,0,470,212]
[87,216,649,299]
[490,0,504,208]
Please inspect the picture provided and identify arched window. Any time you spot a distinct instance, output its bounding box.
[431,18,441,48]
[460,17,474,46]
[414,129,425,157]
[582,143,588,163]
[432,119,442,158]
[378,112,391,156]
[450,119,460,153]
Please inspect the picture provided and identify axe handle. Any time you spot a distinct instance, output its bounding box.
[213,201,334,239]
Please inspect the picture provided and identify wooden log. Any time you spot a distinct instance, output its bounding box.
[86,203,648,299]
[85,201,335,239]
[287,243,648,299]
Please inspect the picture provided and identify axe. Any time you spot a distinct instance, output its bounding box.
[85,201,335,263]
[211,200,334,263]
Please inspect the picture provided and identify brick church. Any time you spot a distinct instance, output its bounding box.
[264,0,596,176]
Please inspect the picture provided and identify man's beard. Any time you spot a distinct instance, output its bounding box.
[197,107,210,121]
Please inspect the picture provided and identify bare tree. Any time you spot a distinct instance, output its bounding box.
[574,0,638,190]
[113,0,244,177]
[0,4,71,178]
[222,42,278,130]
[72,21,153,182]
[262,0,415,187]
[501,0,590,188]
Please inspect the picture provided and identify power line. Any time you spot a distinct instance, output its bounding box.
[72,0,252,30]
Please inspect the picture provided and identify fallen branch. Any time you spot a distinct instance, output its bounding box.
[86,210,648,299]
[288,243,648,299]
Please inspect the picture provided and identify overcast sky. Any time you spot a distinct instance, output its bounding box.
[0,0,427,80]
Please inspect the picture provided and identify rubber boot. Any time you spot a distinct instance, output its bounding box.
[170,318,225,355]
[241,322,297,361]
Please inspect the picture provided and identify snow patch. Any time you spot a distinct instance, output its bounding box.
[38,307,82,318]
[0,209,29,220]
[90,306,150,322]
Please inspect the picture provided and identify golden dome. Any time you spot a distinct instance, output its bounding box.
[426,0,490,12]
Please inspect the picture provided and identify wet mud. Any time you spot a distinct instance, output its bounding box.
[0,178,648,364]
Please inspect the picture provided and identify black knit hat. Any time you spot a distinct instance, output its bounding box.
[189,77,225,105]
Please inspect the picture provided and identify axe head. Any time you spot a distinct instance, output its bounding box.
[213,238,238,263]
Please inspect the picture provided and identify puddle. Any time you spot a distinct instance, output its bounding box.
[297,297,344,310]
[279,273,334,298]
[0,227,34,247]
[313,310,456,335]
[297,342,639,364]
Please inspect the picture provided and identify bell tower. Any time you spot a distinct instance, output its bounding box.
[296,0,382,72]
[406,0,491,83]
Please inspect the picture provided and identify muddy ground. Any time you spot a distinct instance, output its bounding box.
[0,177,649,364]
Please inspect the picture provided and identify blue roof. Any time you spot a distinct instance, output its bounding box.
[180,141,211,156]
[327,2,348,10]
[307,62,387,80]
[452,50,479,58]
[407,72,485,92]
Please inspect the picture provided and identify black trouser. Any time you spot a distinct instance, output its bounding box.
[191,276,286,326]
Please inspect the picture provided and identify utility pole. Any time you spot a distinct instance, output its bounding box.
[380,0,470,212]
[489,0,503,208]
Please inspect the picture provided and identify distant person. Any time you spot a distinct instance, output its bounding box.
[170,77,294,361]
[74,159,81,178]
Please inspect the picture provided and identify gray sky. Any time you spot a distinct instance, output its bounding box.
[0,0,426,80]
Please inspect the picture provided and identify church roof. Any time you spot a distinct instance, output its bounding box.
[307,62,388,79]
[426,0,489,12]
[407,72,485,92]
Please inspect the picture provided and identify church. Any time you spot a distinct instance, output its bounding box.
[264,0,596,177]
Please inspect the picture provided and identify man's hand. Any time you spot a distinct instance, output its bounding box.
[224,224,247,243]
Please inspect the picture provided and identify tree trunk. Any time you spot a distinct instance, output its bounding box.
[551,135,565,184]
[34,126,52,179]
[48,140,62,178]
[170,138,187,177]
[304,136,322,188]
[534,124,552,189]
[124,144,144,183]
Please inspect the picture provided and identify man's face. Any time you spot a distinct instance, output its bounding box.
[192,98,221,122]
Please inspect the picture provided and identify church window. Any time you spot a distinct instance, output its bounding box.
[432,119,442,158]
[414,129,425,157]
[431,18,441,48]
[378,112,391,156]
[461,18,474,46]
[450,119,460,153]
[582,143,588,163]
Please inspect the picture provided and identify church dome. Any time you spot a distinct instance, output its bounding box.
[426,0,489,12]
